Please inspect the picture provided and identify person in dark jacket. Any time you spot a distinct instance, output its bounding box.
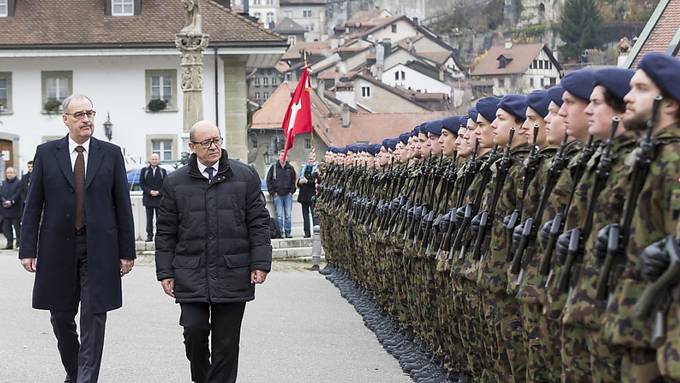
[156,121,272,383]
[19,94,135,383]
[139,153,167,242]
[20,160,32,214]
[1,167,22,249]
[266,152,296,238]
[297,150,318,238]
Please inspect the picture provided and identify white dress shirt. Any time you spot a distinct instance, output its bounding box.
[68,137,91,176]
[197,160,219,180]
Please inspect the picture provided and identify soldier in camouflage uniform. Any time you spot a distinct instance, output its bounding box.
[558,68,636,383]
[453,96,502,380]
[471,95,531,381]
[503,88,558,382]
[511,86,577,382]
[596,52,680,383]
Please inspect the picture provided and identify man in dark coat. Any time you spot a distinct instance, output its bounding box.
[1,166,22,249]
[266,152,296,238]
[20,160,32,214]
[19,94,135,383]
[156,121,272,383]
[297,150,318,238]
[139,153,167,242]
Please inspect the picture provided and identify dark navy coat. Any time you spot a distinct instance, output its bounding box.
[139,165,167,208]
[0,177,23,218]
[19,136,135,313]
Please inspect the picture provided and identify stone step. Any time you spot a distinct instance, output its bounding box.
[137,237,313,253]
[271,237,312,249]
[272,246,313,258]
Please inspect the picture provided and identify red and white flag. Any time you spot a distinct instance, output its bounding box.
[281,67,312,162]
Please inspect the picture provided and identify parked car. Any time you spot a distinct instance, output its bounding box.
[127,167,173,191]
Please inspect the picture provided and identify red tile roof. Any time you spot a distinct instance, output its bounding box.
[324,112,451,146]
[629,0,680,66]
[0,0,286,48]
[250,82,333,144]
[471,43,556,76]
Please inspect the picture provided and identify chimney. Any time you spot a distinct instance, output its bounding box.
[214,0,231,8]
[341,103,351,127]
[375,43,385,80]
[381,38,392,58]
[243,0,249,15]
[504,39,513,49]
[412,17,419,25]
[439,65,445,82]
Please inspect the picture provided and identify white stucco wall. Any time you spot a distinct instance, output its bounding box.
[382,64,452,96]
[0,53,226,173]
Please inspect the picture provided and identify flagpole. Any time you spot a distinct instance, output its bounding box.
[303,50,316,157]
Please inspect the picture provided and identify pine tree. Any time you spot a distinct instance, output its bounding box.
[558,0,604,61]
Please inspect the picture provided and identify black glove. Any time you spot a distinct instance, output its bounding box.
[594,225,615,261]
[502,214,512,228]
[454,206,466,226]
[539,219,553,250]
[554,229,572,265]
[512,224,524,253]
[389,198,401,212]
[470,213,483,238]
[640,238,670,282]
[434,212,446,232]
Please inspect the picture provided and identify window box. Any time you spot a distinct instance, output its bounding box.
[145,69,177,112]
[41,71,72,113]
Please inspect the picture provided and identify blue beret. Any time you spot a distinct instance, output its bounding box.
[337,147,347,154]
[468,107,478,123]
[410,128,419,137]
[382,138,390,148]
[476,96,502,123]
[638,52,680,103]
[423,120,444,136]
[498,94,528,121]
[366,144,380,156]
[593,68,634,101]
[547,86,565,107]
[387,139,398,151]
[457,116,467,129]
[441,116,460,134]
[560,70,595,101]
[527,90,550,118]
[399,132,410,145]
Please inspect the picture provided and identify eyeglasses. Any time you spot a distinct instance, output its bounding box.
[191,137,224,149]
[65,110,96,119]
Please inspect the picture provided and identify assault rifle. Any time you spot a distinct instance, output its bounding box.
[636,235,680,348]
[558,117,620,293]
[419,152,458,257]
[538,135,596,278]
[447,143,497,261]
[512,130,569,285]
[505,124,540,263]
[471,128,516,261]
[596,96,662,301]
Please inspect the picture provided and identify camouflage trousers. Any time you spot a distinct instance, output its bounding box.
[481,291,526,382]
[658,300,680,381]
[519,302,560,382]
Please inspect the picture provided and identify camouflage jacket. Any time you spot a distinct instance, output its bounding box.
[476,143,532,293]
[562,129,639,328]
[602,123,680,348]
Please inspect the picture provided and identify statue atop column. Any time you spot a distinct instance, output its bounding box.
[176,0,209,132]
[180,0,202,35]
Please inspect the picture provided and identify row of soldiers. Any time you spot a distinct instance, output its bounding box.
[316,51,680,383]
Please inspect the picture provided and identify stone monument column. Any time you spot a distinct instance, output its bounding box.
[223,55,250,162]
[176,0,209,132]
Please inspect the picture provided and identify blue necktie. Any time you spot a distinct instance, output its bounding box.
[205,166,215,181]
